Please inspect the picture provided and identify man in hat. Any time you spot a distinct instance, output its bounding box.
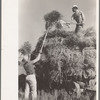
[71,5,85,33]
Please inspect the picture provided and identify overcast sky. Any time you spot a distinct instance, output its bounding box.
[19,0,96,50]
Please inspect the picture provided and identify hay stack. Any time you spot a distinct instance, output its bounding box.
[31,11,96,89]
[31,27,96,87]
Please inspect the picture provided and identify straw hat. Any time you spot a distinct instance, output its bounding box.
[72,5,78,9]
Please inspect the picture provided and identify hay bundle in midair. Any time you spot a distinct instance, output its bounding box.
[44,10,63,30]
[44,10,62,23]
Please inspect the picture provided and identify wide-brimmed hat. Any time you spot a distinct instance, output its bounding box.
[72,5,78,9]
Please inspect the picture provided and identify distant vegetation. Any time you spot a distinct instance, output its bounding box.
[19,41,32,56]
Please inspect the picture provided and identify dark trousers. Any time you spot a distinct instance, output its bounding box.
[75,24,83,33]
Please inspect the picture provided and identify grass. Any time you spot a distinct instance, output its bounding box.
[37,89,95,100]
[19,89,95,100]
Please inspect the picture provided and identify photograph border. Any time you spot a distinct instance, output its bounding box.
[1,0,99,100]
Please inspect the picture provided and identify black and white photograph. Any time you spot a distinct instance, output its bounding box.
[18,0,98,100]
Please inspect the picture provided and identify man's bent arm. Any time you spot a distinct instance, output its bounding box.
[81,12,85,23]
[71,14,74,21]
[31,53,41,64]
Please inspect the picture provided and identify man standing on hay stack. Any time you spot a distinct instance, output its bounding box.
[71,5,85,33]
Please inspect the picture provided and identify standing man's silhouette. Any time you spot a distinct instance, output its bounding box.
[71,5,85,33]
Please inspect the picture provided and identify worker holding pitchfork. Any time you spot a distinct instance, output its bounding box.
[19,27,49,100]
[71,5,85,33]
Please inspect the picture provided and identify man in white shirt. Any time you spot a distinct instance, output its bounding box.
[19,52,41,100]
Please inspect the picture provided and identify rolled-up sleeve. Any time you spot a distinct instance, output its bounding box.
[71,14,74,20]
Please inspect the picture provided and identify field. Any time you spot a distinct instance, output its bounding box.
[19,88,96,100]
[37,89,92,100]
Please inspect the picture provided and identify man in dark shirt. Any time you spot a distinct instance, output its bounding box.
[71,5,85,33]
[21,53,41,100]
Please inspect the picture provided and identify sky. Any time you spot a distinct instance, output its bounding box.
[19,0,96,50]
